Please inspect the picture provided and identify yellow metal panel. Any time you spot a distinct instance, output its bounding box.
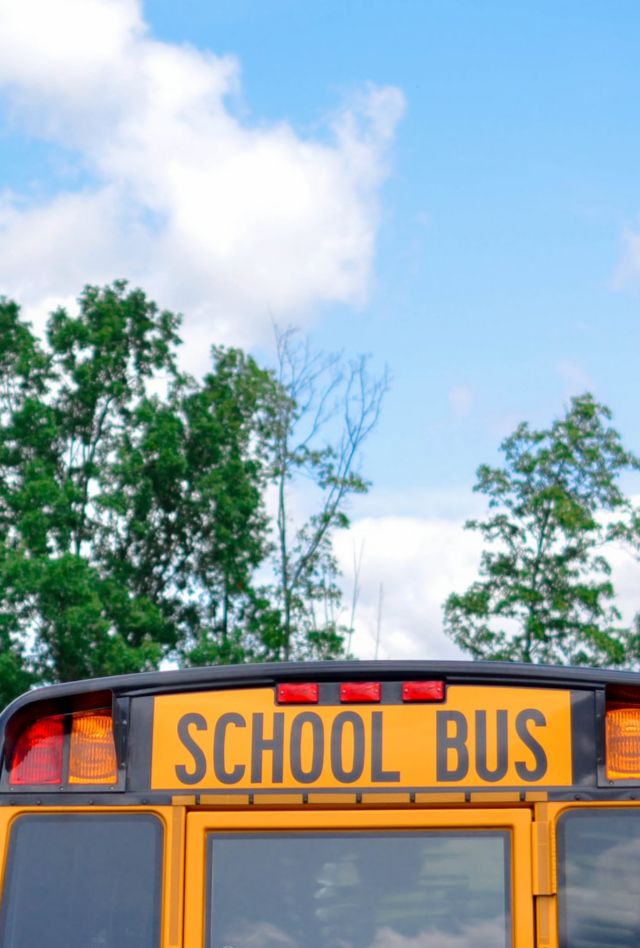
[183,806,534,947]
[198,793,251,806]
[414,791,467,804]
[470,791,521,803]
[536,895,556,948]
[306,792,358,805]
[0,807,17,902]
[536,799,640,948]
[542,798,640,948]
[0,806,177,947]
[359,792,412,805]
[525,790,548,801]
[531,806,553,896]
[251,793,304,806]
[152,685,573,792]
[168,805,186,948]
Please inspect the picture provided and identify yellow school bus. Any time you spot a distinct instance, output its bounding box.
[0,659,639,947]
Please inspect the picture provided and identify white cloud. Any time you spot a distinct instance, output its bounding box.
[609,544,640,630]
[337,494,640,662]
[0,0,404,366]
[334,514,482,661]
[349,485,486,521]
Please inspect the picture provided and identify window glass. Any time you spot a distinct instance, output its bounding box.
[558,809,640,947]
[206,831,511,948]
[0,813,162,948]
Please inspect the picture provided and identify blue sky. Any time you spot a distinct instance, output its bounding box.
[146,0,640,492]
[1,0,639,657]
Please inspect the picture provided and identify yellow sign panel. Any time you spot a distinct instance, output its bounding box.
[151,685,573,791]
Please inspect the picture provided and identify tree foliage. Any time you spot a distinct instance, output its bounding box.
[0,284,385,703]
[0,283,277,698]
[260,328,388,662]
[444,394,640,666]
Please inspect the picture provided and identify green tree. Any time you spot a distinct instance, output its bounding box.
[0,283,277,699]
[444,394,640,666]
[0,283,387,702]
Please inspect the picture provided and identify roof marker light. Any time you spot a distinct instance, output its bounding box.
[10,715,64,786]
[277,683,319,704]
[402,681,446,702]
[340,682,381,703]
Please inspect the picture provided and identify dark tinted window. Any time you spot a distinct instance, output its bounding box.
[0,813,162,948]
[206,831,511,948]
[558,809,640,947]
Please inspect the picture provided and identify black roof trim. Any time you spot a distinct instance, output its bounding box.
[2,658,640,728]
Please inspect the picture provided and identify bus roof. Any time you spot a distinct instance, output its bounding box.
[3,658,640,721]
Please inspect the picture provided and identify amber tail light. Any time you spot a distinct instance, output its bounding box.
[69,711,117,784]
[606,707,640,779]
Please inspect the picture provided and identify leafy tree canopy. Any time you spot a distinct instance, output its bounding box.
[444,394,640,666]
[0,283,384,705]
[0,283,279,700]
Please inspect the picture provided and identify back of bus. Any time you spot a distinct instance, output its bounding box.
[0,660,639,947]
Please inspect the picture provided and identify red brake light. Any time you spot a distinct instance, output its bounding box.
[340,682,381,703]
[10,715,64,785]
[402,681,446,702]
[277,683,319,704]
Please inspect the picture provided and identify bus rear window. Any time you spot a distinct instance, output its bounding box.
[206,831,511,948]
[0,813,162,948]
[558,809,640,948]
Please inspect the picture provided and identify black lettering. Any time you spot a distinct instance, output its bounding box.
[290,712,324,784]
[331,712,365,783]
[371,711,400,782]
[251,712,285,783]
[175,713,207,784]
[213,713,246,784]
[436,711,469,781]
[475,710,508,782]
[515,709,548,780]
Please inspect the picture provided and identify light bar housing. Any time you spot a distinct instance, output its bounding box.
[6,706,118,788]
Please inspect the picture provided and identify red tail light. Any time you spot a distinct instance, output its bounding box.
[10,715,64,785]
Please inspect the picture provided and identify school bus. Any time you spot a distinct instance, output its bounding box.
[0,659,640,947]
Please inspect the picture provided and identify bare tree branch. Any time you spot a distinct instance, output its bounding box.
[270,326,388,660]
